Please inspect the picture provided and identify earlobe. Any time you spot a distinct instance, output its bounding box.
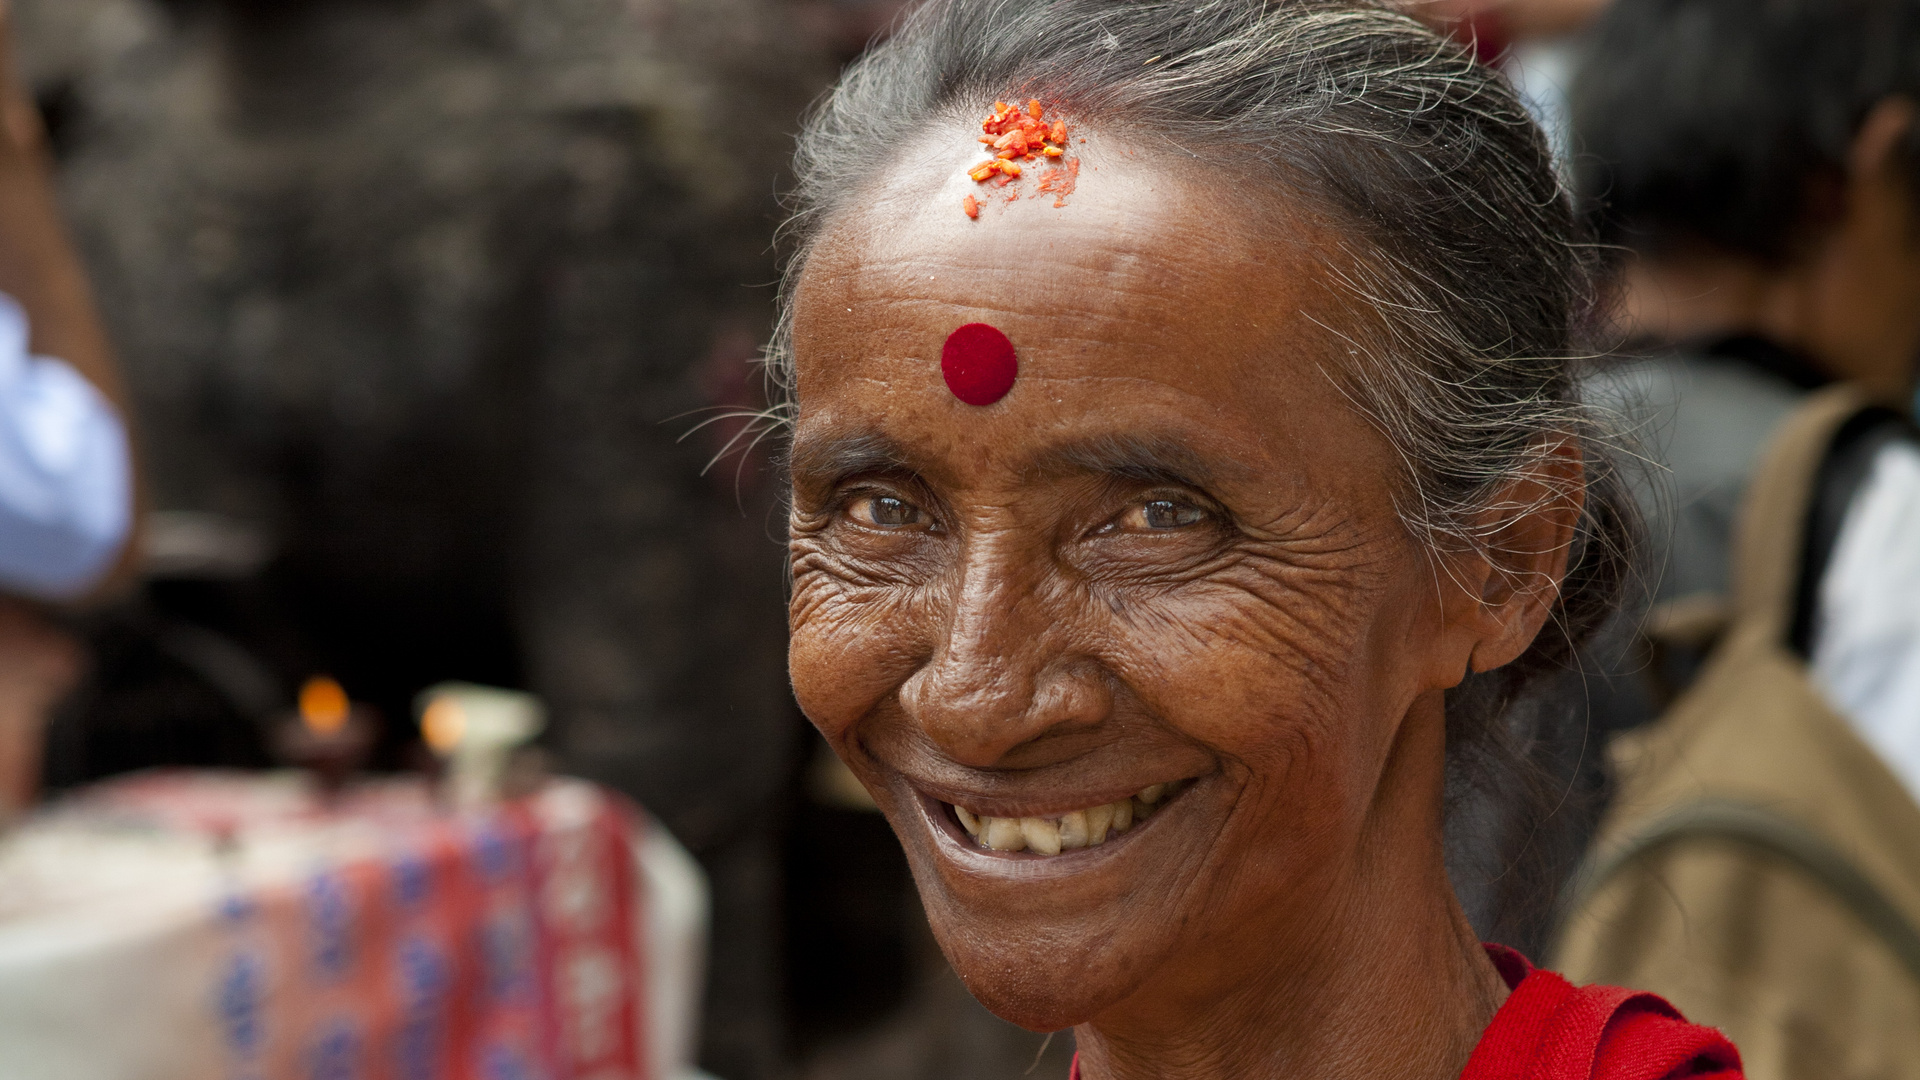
[1455,438,1586,675]
[1848,95,1917,181]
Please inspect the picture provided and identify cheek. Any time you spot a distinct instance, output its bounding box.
[787,573,929,743]
[1118,562,1379,711]
[1104,546,1435,802]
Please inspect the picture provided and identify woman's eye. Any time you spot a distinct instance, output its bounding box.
[1122,499,1208,531]
[848,494,926,528]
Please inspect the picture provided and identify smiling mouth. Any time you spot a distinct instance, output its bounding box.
[949,781,1191,856]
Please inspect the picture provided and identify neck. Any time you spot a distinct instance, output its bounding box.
[1069,691,1507,1080]
[1618,241,1920,404]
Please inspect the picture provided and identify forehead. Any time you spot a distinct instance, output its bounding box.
[789,137,1371,485]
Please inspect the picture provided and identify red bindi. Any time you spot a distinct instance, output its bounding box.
[941,323,1018,406]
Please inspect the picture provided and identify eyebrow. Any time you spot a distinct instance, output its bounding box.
[790,427,1240,493]
[788,431,919,488]
[1024,432,1232,491]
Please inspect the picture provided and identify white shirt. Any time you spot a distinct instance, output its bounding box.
[0,292,131,599]
[1813,438,1920,803]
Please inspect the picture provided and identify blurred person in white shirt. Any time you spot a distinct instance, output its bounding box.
[0,0,135,820]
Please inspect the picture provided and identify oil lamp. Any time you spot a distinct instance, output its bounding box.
[416,682,546,808]
[274,675,375,795]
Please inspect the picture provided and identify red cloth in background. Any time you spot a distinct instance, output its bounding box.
[70,772,650,1080]
[1065,946,1741,1080]
[1459,10,1511,65]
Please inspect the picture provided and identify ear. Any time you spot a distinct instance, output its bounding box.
[1848,95,1917,184]
[1838,95,1917,251]
[1821,95,1920,401]
[1430,437,1586,683]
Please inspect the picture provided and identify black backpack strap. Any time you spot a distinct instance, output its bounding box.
[1788,407,1920,657]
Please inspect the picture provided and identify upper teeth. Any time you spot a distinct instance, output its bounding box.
[951,783,1178,854]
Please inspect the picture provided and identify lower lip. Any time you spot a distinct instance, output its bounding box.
[914,788,1182,877]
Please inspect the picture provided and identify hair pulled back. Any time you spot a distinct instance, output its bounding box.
[772,0,1640,944]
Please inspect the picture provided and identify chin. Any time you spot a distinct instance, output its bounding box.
[872,774,1229,1031]
[917,885,1154,1030]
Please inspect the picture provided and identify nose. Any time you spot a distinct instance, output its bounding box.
[899,542,1108,767]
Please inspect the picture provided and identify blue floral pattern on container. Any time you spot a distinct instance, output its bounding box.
[479,902,535,1003]
[217,951,266,1059]
[393,854,433,910]
[393,935,450,1080]
[306,872,356,981]
[306,1019,363,1080]
[471,825,518,884]
[482,1042,543,1080]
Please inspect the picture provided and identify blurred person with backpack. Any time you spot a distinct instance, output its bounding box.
[1553,2,1920,1076]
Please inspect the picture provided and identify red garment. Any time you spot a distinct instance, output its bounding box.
[1465,946,1742,1080]
[1065,946,1741,1080]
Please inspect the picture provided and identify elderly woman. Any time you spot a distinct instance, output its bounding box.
[776,2,1742,1078]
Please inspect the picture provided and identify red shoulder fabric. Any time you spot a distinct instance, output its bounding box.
[1462,945,1742,1080]
[1064,947,1739,1080]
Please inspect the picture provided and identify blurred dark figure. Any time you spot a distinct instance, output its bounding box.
[1566,0,1920,716]
[12,0,828,1074]
[1552,2,1920,1074]
[1573,0,1920,589]
[1579,0,1920,411]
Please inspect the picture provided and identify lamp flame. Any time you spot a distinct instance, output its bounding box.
[298,676,351,735]
[421,697,466,754]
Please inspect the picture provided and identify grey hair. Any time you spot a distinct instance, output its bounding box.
[767,0,1640,944]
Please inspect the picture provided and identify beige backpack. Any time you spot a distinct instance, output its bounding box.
[1552,385,1920,1080]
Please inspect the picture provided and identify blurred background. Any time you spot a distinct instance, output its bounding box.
[5,1,1918,1078]
[0,2,1064,1078]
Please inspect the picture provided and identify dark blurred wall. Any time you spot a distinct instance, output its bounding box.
[13,0,828,1074]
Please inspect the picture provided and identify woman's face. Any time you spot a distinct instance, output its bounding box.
[787,141,1503,1030]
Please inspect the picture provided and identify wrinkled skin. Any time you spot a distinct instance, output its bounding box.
[787,131,1578,1080]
